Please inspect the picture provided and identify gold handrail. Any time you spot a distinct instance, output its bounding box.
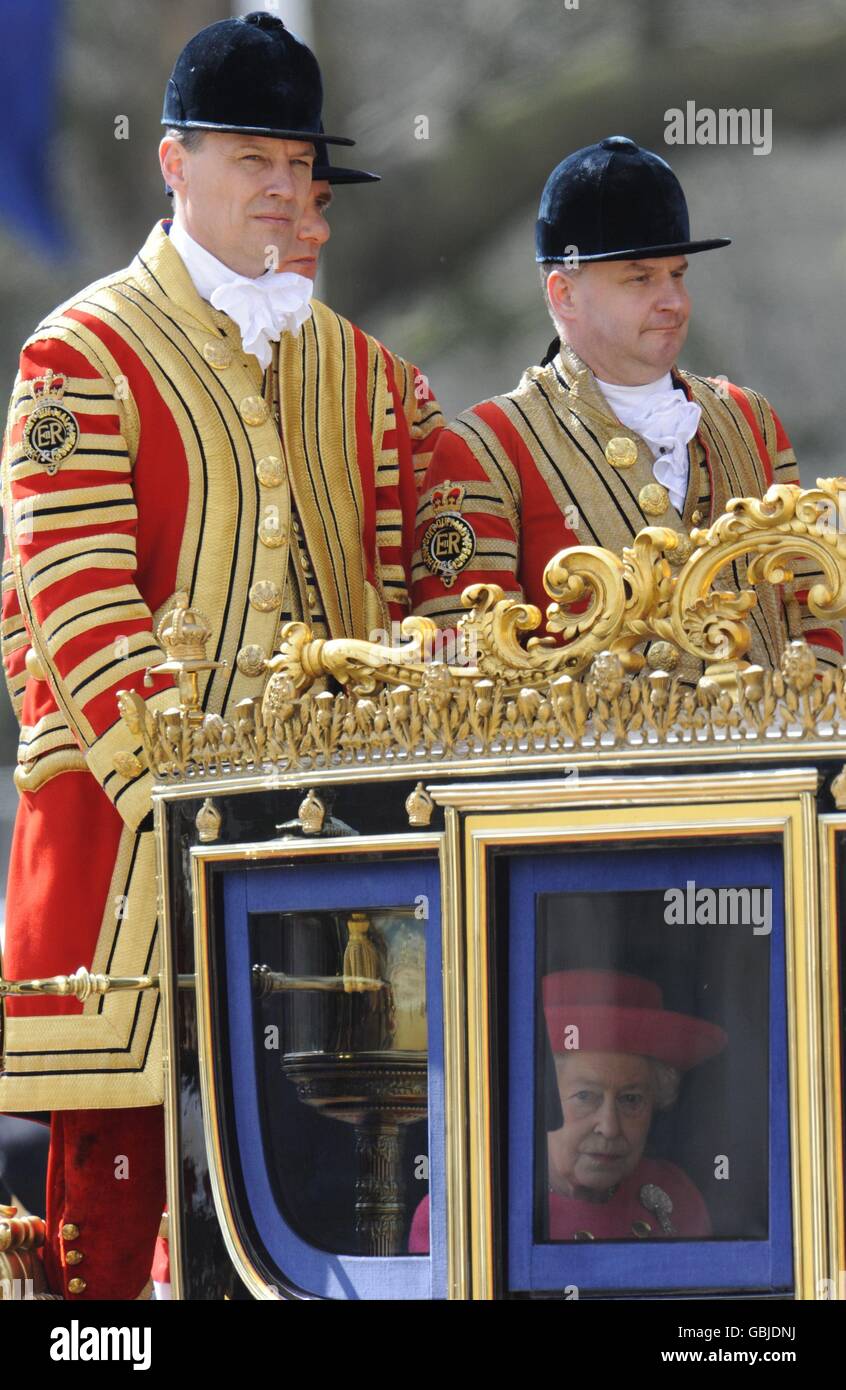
[252,963,385,996]
[0,966,157,1000]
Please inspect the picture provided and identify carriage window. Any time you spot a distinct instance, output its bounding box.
[251,906,429,1257]
[534,886,767,1245]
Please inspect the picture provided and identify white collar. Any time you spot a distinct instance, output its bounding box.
[167,216,313,368]
[594,372,675,404]
[168,217,249,303]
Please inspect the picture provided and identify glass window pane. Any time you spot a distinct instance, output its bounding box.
[251,906,428,1257]
[535,883,767,1245]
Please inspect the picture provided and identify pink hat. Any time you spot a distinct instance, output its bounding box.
[542,970,727,1071]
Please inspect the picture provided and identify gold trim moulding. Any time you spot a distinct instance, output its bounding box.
[440,808,470,1301]
[189,831,442,868]
[155,793,185,1301]
[817,816,846,1297]
[796,791,826,1297]
[464,812,494,1299]
[148,736,846,808]
[460,801,828,1301]
[427,767,819,810]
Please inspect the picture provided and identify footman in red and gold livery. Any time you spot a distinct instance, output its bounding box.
[413,136,842,685]
[0,11,436,1300]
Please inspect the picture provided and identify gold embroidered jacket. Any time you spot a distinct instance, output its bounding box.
[0,220,440,1109]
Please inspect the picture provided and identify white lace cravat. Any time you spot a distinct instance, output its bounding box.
[168,218,313,369]
[596,372,702,513]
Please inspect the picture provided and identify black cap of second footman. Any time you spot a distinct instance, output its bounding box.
[535,135,730,263]
[162,10,355,146]
[312,125,380,185]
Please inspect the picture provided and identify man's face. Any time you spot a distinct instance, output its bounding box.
[160,132,315,277]
[547,256,691,385]
[547,1051,655,1198]
[280,180,333,279]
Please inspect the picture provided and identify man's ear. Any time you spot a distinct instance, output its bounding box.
[546,268,580,322]
[159,137,187,196]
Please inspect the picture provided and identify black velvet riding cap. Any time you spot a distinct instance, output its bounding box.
[312,127,380,185]
[162,10,354,147]
[535,135,730,263]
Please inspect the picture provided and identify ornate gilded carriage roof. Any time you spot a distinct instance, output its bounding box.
[117,479,846,783]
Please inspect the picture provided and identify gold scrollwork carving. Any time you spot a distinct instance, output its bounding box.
[116,482,846,777]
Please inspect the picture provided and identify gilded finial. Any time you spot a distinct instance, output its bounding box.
[195,797,222,843]
[405,781,434,827]
[144,592,226,714]
[155,592,213,660]
[832,765,846,810]
[298,788,326,835]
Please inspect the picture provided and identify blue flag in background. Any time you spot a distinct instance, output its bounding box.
[0,0,67,256]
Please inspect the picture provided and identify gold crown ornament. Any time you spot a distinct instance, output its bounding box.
[405,781,434,827]
[298,788,326,835]
[195,797,223,843]
[143,592,227,717]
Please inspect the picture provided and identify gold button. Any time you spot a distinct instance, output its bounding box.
[632,1220,653,1238]
[113,750,144,778]
[258,518,287,548]
[605,436,638,469]
[249,579,282,612]
[61,1223,80,1241]
[307,592,319,610]
[65,1249,83,1266]
[256,455,284,488]
[691,509,704,524]
[638,482,670,517]
[573,1230,595,1242]
[667,531,693,568]
[236,645,267,678]
[24,647,46,681]
[203,340,232,370]
[67,1277,87,1294]
[240,395,270,427]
